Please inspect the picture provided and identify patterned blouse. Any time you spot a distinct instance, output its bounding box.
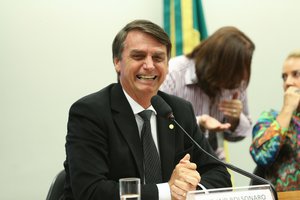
[249,109,300,191]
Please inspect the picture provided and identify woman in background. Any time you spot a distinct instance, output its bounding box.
[161,26,255,160]
[250,50,300,191]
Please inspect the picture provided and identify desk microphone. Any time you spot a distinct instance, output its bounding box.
[151,95,278,200]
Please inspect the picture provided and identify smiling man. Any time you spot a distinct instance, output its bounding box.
[113,29,168,108]
[62,19,231,200]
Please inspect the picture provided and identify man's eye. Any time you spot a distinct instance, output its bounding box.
[282,74,287,81]
[153,56,164,62]
[132,55,144,60]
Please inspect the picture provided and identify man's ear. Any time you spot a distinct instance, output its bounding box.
[114,58,120,73]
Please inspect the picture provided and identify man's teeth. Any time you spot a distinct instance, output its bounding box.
[137,75,156,80]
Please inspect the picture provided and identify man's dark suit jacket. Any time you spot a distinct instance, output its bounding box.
[62,83,232,200]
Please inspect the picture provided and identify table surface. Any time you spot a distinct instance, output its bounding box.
[278,190,300,200]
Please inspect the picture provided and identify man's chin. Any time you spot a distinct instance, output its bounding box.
[138,87,157,95]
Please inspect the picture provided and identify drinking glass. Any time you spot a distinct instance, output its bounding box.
[119,177,140,200]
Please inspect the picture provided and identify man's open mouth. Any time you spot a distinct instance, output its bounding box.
[137,75,157,80]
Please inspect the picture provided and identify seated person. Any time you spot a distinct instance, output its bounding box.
[250,49,300,191]
[61,19,232,200]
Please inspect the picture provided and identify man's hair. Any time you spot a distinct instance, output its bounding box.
[112,19,172,62]
[187,26,255,100]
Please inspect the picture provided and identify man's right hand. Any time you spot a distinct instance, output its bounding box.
[168,154,201,200]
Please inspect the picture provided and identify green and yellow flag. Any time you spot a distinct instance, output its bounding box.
[164,0,208,57]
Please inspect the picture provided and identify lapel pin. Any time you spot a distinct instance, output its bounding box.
[169,124,174,130]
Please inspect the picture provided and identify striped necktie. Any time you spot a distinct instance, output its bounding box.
[138,110,162,184]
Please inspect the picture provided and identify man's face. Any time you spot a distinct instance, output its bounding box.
[114,30,168,101]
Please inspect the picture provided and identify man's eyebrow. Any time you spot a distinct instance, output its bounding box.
[152,51,167,57]
[129,50,166,56]
[130,49,145,54]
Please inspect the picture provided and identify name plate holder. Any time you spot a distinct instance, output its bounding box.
[187,184,275,200]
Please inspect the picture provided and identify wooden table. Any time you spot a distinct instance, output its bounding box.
[278,190,300,200]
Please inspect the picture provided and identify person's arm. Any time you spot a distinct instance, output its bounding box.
[187,102,232,189]
[219,90,252,140]
[250,86,300,166]
[249,110,287,166]
[277,86,300,128]
[163,97,232,199]
[192,124,232,189]
[223,112,251,141]
[66,100,120,200]
[66,97,159,200]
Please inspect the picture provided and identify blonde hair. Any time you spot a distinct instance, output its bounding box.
[286,49,300,59]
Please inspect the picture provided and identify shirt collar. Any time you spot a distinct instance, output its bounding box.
[122,89,157,115]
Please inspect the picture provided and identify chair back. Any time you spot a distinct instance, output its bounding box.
[46,170,66,200]
[250,166,266,185]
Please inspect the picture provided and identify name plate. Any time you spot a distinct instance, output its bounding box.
[187,185,275,200]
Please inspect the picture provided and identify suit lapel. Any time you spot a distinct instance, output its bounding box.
[110,85,177,182]
[110,84,144,180]
[157,114,176,181]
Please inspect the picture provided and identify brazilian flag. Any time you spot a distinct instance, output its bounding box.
[164,0,208,57]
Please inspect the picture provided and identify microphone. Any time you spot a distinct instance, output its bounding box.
[151,95,278,200]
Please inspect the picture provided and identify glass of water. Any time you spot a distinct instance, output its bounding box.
[119,177,140,200]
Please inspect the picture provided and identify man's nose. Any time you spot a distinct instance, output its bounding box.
[143,57,155,69]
